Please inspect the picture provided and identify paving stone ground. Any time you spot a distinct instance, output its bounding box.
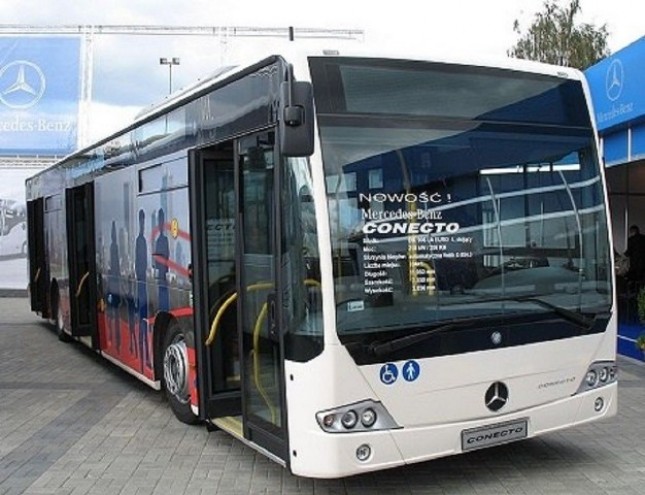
[1,296,644,494]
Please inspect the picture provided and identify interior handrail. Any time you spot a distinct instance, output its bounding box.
[249,278,322,424]
[205,282,273,346]
[206,278,322,425]
[75,271,90,298]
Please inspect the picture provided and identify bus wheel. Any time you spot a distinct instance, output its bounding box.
[162,321,200,425]
[53,288,71,342]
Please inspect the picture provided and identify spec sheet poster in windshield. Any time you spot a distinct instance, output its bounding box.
[359,190,474,297]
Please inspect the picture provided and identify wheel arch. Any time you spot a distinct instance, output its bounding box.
[152,311,173,381]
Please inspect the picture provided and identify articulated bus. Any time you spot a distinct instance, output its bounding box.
[26,49,616,478]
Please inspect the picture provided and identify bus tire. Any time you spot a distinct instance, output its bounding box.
[162,320,200,425]
[53,287,72,343]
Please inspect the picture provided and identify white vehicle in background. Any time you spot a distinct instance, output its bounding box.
[0,221,27,257]
[0,199,26,235]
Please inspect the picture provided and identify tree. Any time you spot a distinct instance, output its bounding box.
[508,0,610,69]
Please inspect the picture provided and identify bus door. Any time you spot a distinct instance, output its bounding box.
[237,132,287,460]
[191,144,242,419]
[190,130,288,462]
[27,198,48,316]
[65,183,98,341]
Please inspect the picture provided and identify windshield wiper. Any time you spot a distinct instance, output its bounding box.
[368,316,485,358]
[509,295,594,329]
[462,294,595,329]
[367,296,596,358]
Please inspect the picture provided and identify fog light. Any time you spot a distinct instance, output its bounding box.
[361,408,377,428]
[341,410,358,429]
[594,397,604,412]
[356,444,371,462]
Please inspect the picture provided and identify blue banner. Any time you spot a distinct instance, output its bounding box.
[586,37,645,132]
[0,37,80,155]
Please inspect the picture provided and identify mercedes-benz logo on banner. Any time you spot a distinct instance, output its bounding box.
[0,60,46,109]
[605,58,624,102]
[485,381,509,412]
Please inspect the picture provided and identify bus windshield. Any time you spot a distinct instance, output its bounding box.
[309,57,612,340]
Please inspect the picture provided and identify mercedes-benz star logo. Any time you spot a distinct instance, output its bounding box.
[0,60,46,109]
[485,381,509,412]
[605,58,623,102]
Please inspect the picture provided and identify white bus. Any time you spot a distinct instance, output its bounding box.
[26,49,616,478]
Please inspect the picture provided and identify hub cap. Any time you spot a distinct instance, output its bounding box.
[163,334,189,404]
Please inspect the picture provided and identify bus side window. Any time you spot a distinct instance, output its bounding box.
[282,157,323,362]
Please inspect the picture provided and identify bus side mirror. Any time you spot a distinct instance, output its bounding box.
[279,80,314,157]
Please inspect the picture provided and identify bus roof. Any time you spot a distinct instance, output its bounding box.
[26,47,584,183]
[126,47,585,135]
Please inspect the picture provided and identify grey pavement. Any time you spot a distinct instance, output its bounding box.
[1,296,645,495]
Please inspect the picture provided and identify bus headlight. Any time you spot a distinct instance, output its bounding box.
[316,399,399,433]
[361,408,377,428]
[585,370,598,388]
[598,367,609,383]
[341,410,358,429]
[576,361,617,394]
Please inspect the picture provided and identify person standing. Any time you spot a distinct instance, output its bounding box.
[625,225,645,284]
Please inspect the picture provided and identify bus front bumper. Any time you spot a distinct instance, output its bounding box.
[288,383,617,479]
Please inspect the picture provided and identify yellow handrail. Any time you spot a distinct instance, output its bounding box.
[304,278,322,289]
[75,271,90,298]
[205,282,274,346]
[252,302,275,422]
[248,278,321,424]
[206,278,322,425]
[205,292,238,346]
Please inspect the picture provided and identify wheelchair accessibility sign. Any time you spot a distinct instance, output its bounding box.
[380,363,399,385]
[380,360,420,385]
